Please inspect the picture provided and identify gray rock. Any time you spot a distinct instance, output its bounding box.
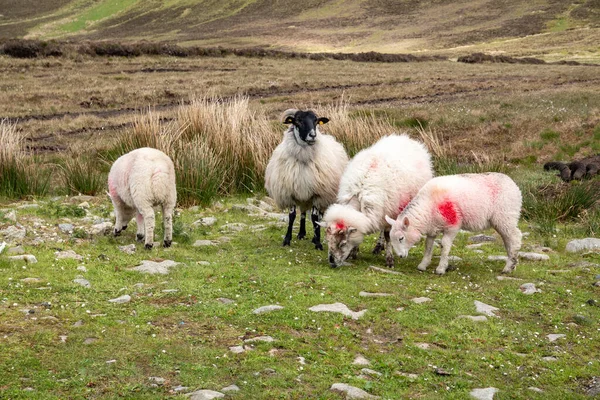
[78,201,90,209]
[411,297,432,304]
[88,222,113,236]
[173,385,189,392]
[518,252,549,261]
[69,195,94,203]
[186,390,225,400]
[470,387,498,400]
[359,291,392,297]
[253,305,284,314]
[130,260,180,275]
[5,210,17,222]
[546,334,565,342]
[77,266,87,272]
[574,314,592,325]
[220,223,247,232]
[21,277,42,284]
[193,240,215,247]
[162,289,178,293]
[368,265,402,275]
[309,303,367,320]
[520,283,541,295]
[118,244,136,255]
[84,337,98,345]
[108,295,131,304]
[353,355,371,366]
[244,336,275,343]
[148,377,166,385]
[465,242,491,249]
[216,237,231,243]
[8,254,37,263]
[394,371,418,380]
[193,217,217,227]
[73,278,91,288]
[488,255,508,262]
[496,275,522,281]
[217,298,234,304]
[542,356,558,362]
[361,368,382,377]
[459,315,488,322]
[221,384,240,393]
[0,225,26,242]
[469,234,496,243]
[58,224,74,234]
[416,343,430,350]
[565,238,600,253]
[197,261,211,266]
[229,345,245,354]
[528,387,544,393]
[330,383,380,399]
[7,245,24,255]
[0,241,5,254]
[55,250,83,261]
[474,300,499,317]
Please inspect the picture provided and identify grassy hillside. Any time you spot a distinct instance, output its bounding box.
[0,0,598,61]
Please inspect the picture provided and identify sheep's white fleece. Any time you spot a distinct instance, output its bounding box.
[264,126,348,213]
[108,147,177,248]
[322,134,433,267]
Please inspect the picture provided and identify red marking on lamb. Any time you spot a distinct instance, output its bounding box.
[108,178,118,198]
[369,158,378,170]
[485,178,500,200]
[336,221,346,230]
[438,200,459,225]
[398,198,411,213]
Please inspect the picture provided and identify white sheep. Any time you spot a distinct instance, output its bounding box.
[107,147,177,249]
[385,172,522,275]
[264,109,348,250]
[321,134,433,268]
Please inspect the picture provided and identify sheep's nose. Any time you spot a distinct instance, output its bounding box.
[308,130,316,138]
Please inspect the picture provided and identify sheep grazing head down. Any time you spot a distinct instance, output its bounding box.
[386,215,421,258]
[323,220,364,268]
[281,109,329,146]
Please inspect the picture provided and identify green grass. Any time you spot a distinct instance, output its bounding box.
[1,165,599,399]
[60,0,140,33]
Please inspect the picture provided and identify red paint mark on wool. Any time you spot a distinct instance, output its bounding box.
[108,178,118,197]
[485,178,500,200]
[369,159,378,170]
[438,200,459,225]
[335,221,346,230]
[398,198,411,214]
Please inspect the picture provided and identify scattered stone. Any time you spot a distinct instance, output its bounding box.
[84,338,98,345]
[585,377,600,396]
[368,265,402,275]
[73,320,83,327]
[361,368,382,377]
[193,240,215,247]
[221,385,240,393]
[217,298,234,304]
[574,314,592,325]
[546,334,566,342]
[496,275,522,281]
[528,387,544,393]
[197,217,217,226]
[162,289,178,293]
[55,250,83,261]
[149,377,166,385]
[469,234,496,243]
[474,300,499,317]
[58,224,74,234]
[253,305,284,314]
[0,225,26,242]
[185,389,225,400]
[435,368,452,376]
[470,387,498,400]
[309,303,367,320]
[197,261,210,266]
[465,243,491,249]
[7,245,25,255]
[566,238,600,253]
[245,336,275,343]
[173,385,189,393]
[0,241,6,254]
[216,236,231,243]
[459,315,488,322]
[415,343,430,350]
[250,224,267,232]
[394,371,418,380]
[8,254,37,263]
[78,201,90,209]
[106,359,117,364]
[229,345,246,354]
[488,255,507,262]
[73,278,91,288]
[571,261,600,268]
[520,283,541,295]
[5,210,17,222]
[472,250,484,254]
[108,294,131,304]
[21,277,42,284]
[17,203,39,209]
[297,356,306,365]
[220,223,247,232]
[542,356,558,362]
[330,383,380,399]
[130,260,180,275]
[88,222,112,236]
[411,297,431,304]
[77,266,87,272]
[518,252,549,261]
[69,195,94,203]
[118,244,136,255]
[352,355,371,366]
[359,291,392,297]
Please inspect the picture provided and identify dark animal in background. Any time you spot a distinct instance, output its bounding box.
[544,154,600,182]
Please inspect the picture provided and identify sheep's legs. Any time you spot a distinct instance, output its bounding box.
[384,230,394,268]
[349,246,359,259]
[311,208,323,250]
[162,206,174,248]
[436,230,458,275]
[417,235,436,271]
[283,206,296,246]
[140,206,156,250]
[136,213,145,242]
[372,231,385,254]
[297,211,307,240]
[112,197,134,236]
[497,225,522,274]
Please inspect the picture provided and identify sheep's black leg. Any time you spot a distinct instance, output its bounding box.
[283,206,296,246]
[559,164,572,182]
[311,208,323,250]
[570,161,586,181]
[297,211,307,240]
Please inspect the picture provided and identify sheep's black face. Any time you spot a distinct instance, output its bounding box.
[285,110,329,146]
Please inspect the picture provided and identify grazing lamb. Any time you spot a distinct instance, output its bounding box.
[321,134,433,268]
[108,147,177,250]
[544,154,600,182]
[264,109,348,250]
[386,172,522,275]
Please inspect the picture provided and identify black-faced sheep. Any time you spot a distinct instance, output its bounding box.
[108,147,176,250]
[544,154,600,182]
[264,109,349,250]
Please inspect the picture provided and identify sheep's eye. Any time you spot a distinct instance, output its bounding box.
[398,237,404,242]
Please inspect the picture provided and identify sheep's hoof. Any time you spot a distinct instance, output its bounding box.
[385,256,395,269]
[314,243,323,251]
[297,232,306,240]
[113,229,121,237]
[136,234,145,242]
[122,224,128,231]
[282,238,291,246]
[372,243,384,255]
[163,240,172,248]
[417,264,428,271]
[144,243,153,250]
[435,267,447,275]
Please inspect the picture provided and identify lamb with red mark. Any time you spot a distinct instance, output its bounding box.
[387,172,522,275]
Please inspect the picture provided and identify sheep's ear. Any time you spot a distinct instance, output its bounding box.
[317,117,329,125]
[385,215,396,226]
[402,216,410,228]
[347,227,357,234]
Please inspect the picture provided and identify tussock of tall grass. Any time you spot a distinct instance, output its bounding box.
[60,153,105,196]
[0,120,49,198]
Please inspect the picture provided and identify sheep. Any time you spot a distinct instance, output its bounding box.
[264,109,348,250]
[385,172,522,275]
[543,154,600,182]
[321,134,433,268]
[107,147,177,250]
